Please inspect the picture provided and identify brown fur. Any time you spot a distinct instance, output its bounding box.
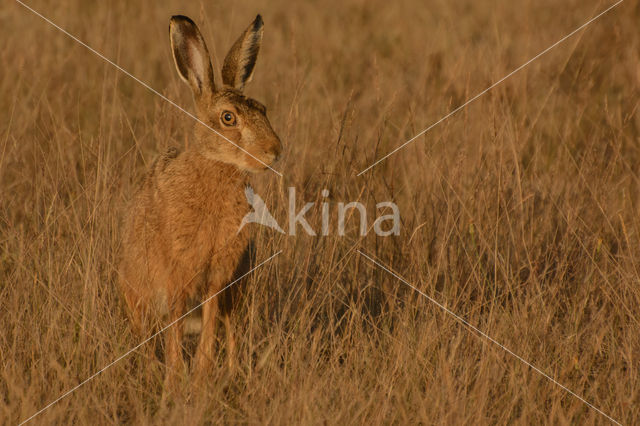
[118,14,281,384]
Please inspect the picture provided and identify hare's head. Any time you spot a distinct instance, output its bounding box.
[169,15,282,172]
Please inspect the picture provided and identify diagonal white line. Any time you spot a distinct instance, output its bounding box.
[357,250,622,425]
[357,0,624,176]
[18,251,282,426]
[14,0,283,177]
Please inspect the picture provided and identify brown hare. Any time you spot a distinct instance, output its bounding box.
[118,14,281,383]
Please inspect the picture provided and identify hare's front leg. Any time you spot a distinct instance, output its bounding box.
[163,291,186,394]
[193,285,220,375]
[222,313,236,370]
[193,237,249,374]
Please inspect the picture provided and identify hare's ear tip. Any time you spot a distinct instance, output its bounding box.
[254,14,264,28]
[170,15,195,26]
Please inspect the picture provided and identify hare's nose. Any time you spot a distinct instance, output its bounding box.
[264,149,280,164]
[267,139,282,161]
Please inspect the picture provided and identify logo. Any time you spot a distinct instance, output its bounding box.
[239,187,400,236]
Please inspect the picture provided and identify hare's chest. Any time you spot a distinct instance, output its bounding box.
[168,185,247,256]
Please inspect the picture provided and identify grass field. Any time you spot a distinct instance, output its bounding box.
[2,0,640,424]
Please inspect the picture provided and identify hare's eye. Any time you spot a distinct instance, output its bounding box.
[221,111,237,126]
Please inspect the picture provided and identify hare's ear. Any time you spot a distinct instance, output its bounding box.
[221,15,263,91]
[169,16,215,98]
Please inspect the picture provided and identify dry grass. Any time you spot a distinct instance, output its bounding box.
[2,0,640,424]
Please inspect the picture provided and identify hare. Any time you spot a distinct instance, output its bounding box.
[118,15,281,383]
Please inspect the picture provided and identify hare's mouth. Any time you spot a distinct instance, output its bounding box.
[235,155,277,173]
[262,151,279,166]
[249,147,281,170]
